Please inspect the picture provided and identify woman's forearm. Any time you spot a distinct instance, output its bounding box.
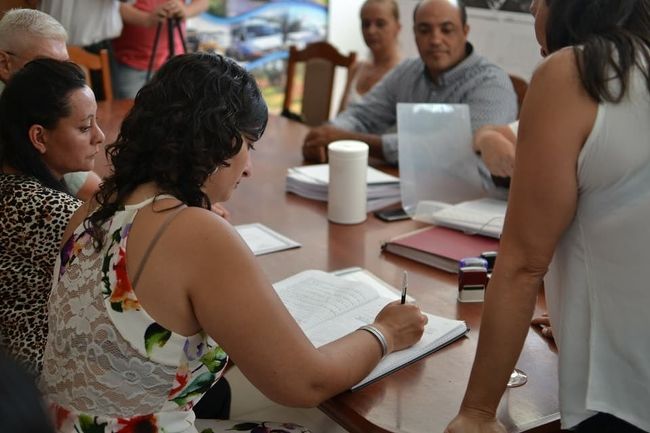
[460,262,543,415]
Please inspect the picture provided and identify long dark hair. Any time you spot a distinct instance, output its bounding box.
[545,0,650,102]
[87,52,268,247]
[0,59,87,193]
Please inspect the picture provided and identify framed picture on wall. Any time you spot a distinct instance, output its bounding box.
[464,0,532,13]
[187,0,328,113]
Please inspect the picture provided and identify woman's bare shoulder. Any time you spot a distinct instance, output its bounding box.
[170,206,245,251]
[530,47,581,90]
[524,46,597,141]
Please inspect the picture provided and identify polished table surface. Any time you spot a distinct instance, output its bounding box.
[97,100,561,433]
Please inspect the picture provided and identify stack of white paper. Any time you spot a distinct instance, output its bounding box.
[422,198,507,239]
[235,223,300,256]
[286,164,401,212]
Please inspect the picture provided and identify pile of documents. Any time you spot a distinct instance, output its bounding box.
[413,198,507,239]
[286,164,401,212]
[234,223,300,256]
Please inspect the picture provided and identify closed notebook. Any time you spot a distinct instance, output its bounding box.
[382,225,499,273]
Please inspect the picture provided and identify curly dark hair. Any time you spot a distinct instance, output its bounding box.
[87,52,268,247]
[0,58,87,194]
[545,0,650,103]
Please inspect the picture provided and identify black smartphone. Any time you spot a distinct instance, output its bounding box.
[374,207,410,222]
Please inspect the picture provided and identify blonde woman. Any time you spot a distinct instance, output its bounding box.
[342,0,401,109]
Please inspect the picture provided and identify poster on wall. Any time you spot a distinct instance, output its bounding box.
[187,0,328,113]
[464,0,531,13]
[461,0,539,80]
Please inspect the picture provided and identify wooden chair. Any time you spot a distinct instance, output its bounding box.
[282,41,356,127]
[67,45,114,101]
[509,74,528,118]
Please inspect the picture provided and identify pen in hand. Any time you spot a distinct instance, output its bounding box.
[401,270,408,304]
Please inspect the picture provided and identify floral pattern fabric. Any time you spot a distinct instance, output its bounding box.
[39,196,228,433]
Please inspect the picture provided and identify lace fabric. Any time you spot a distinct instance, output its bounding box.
[39,197,228,433]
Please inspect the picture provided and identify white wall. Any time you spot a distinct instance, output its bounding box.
[328,1,542,96]
[463,7,541,80]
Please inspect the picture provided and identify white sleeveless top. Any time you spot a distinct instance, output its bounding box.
[345,67,364,106]
[544,63,650,431]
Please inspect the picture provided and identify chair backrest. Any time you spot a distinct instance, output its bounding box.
[67,46,114,101]
[509,74,528,118]
[282,41,356,127]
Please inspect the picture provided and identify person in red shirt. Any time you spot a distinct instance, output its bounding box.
[113,0,208,99]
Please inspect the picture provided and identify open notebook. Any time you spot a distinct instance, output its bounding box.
[273,268,468,390]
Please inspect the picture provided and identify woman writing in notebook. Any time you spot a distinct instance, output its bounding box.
[39,52,426,433]
[341,0,402,109]
[446,0,650,432]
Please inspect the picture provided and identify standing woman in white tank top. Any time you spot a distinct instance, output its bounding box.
[340,0,401,110]
[446,0,650,432]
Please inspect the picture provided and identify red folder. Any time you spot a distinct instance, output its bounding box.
[382,225,499,273]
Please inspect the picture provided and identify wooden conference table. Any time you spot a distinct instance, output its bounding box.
[96,100,561,433]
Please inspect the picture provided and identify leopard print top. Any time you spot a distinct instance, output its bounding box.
[0,174,81,375]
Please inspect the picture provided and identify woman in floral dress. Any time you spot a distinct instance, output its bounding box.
[39,52,427,433]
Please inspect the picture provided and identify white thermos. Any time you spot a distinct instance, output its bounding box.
[327,140,368,224]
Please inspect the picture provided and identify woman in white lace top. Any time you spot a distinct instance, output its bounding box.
[39,52,427,433]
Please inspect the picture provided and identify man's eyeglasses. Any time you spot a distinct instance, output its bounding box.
[1,50,27,61]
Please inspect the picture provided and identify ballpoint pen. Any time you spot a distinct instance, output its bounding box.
[401,270,408,304]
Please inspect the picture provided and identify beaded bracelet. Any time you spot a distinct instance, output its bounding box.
[358,324,388,358]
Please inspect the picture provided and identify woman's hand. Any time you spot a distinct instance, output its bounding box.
[445,409,507,433]
[164,0,187,19]
[210,203,231,220]
[147,3,169,26]
[531,313,553,339]
[372,300,427,353]
[302,125,348,163]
